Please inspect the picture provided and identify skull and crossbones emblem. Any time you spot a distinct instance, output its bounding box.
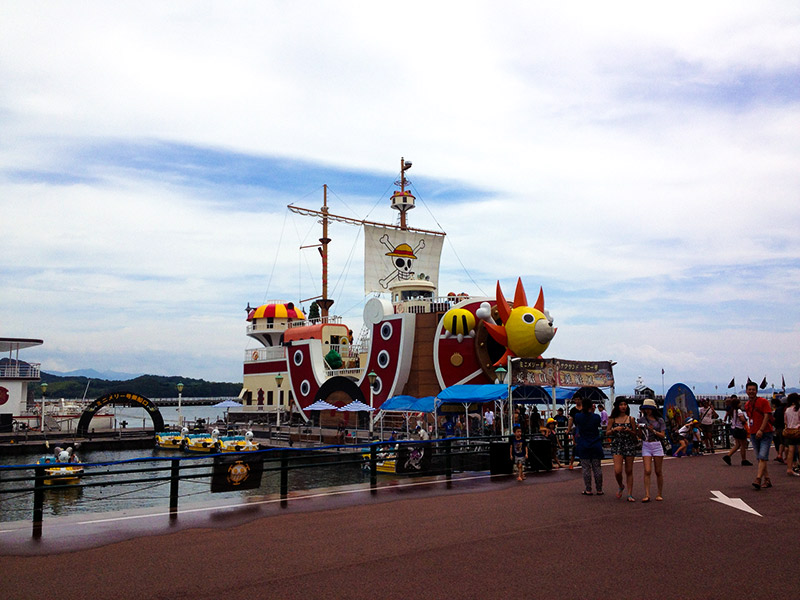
[379,234,425,288]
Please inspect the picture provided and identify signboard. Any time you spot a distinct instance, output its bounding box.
[395,443,432,474]
[211,454,264,493]
[511,358,615,388]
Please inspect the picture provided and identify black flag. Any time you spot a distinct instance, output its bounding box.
[782,374,786,392]
[727,378,735,389]
[760,377,767,390]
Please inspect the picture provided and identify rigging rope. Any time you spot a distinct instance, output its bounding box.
[409,181,487,296]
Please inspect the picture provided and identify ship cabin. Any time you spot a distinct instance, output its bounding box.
[389,279,451,314]
[242,302,306,420]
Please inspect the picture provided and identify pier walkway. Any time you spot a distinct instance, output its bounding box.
[1,451,797,599]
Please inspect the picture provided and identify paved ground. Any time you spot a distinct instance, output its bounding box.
[1,450,797,599]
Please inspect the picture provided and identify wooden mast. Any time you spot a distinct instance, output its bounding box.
[316,184,334,318]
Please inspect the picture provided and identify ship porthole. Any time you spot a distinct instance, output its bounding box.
[370,376,383,395]
[293,350,304,366]
[380,322,393,340]
[300,380,311,396]
[377,350,390,369]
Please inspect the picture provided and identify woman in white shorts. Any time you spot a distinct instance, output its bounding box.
[637,399,667,502]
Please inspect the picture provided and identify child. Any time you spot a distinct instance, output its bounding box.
[510,426,528,481]
[673,418,695,457]
[542,418,563,468]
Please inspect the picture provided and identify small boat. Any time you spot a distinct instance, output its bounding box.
[37,447,84,485]
[155,427,189,450]
[181,429,221,453]
[217,431,260,453]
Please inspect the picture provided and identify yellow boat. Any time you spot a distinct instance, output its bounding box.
[217,431,260,453]
[37,449,84,485]
[182,430,221,453]
[155,427,189,450]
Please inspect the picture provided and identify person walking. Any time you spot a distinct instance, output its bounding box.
[698,399,718,453]
[771,397,786,464]
[782,393,800,477]
[573,398,603,495]
[607,398,638,501]
[637,399,666,502]
[566,395,583,470]
[723,396,752,466]
[744,380,774,490]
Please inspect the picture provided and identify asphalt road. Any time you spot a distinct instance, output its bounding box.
[1,450,796,599]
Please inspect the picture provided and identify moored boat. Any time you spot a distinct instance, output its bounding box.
[36,447,84,485]
[217,431,260,452]
[181,429,221,453]
[155,427,189,450]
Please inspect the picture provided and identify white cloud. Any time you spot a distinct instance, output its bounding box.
[2,2,799,391]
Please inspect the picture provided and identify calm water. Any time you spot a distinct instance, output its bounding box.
[0,446,368,524]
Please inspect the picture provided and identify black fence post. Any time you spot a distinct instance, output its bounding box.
[280,450,289,508]
[370,444,377,494]
[32,465,44,539]
[169,459,180,519]
[445,439,452,486]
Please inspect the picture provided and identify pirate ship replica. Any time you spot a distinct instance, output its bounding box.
[239,159,558,424]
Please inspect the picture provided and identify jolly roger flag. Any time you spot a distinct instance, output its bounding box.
[760,377,768,390]
[727,378,735,389]
[211,454,263,493]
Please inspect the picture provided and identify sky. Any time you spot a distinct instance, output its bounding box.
[2,2,799,395]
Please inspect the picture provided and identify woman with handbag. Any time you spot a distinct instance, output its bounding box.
[607,398,638,501]
[783,393,800,477]
[722,396,752,466]
[637,398,666,502]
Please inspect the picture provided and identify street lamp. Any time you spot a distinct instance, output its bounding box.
[367,371,377,438]
[275,373,284,426]
[40,382,48,431]
[176,382,184,427]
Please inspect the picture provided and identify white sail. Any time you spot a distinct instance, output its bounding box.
[363,224,445,294]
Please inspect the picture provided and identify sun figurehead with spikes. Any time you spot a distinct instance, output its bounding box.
[478,278,557,365]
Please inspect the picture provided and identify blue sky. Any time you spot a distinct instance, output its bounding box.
[2,2,799,394]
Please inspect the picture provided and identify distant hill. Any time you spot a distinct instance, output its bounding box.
[38,372,241,399]
[45,368,143,381]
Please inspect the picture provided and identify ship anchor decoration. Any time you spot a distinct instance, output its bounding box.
[240,157,579,430]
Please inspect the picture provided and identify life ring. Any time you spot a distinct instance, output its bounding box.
[251,351,259,361]
[396,304,405,314]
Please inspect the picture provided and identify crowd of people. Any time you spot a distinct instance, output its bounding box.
[506,381,800,500]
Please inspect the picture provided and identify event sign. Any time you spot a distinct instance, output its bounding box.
[511,358,614,388]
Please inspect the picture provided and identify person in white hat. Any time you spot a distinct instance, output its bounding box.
[637,398,666,502]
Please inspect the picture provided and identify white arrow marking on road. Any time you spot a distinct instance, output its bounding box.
[710,490,762,517]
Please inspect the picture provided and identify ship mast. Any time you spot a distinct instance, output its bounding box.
[316,184,334,318]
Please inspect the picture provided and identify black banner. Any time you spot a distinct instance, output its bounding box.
[395,443,432,474]
[211,454,264,493]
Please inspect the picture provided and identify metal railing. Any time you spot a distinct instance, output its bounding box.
[0,362,41,379]
[0,437,500,538]
[246,347,286,362]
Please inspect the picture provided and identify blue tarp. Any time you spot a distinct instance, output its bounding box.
[379,395,417,411]
[380,395,436,413]
[436,384,518,404]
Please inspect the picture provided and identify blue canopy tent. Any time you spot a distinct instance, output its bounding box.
[378,395,436,437]
[435,385,517,438]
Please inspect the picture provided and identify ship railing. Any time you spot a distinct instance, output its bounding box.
[247,321,301,333]
[323,367,364,378]
[0,362,41,379]
[396,295,465,315]
[287,315,343,328]
[246,348,286,362]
